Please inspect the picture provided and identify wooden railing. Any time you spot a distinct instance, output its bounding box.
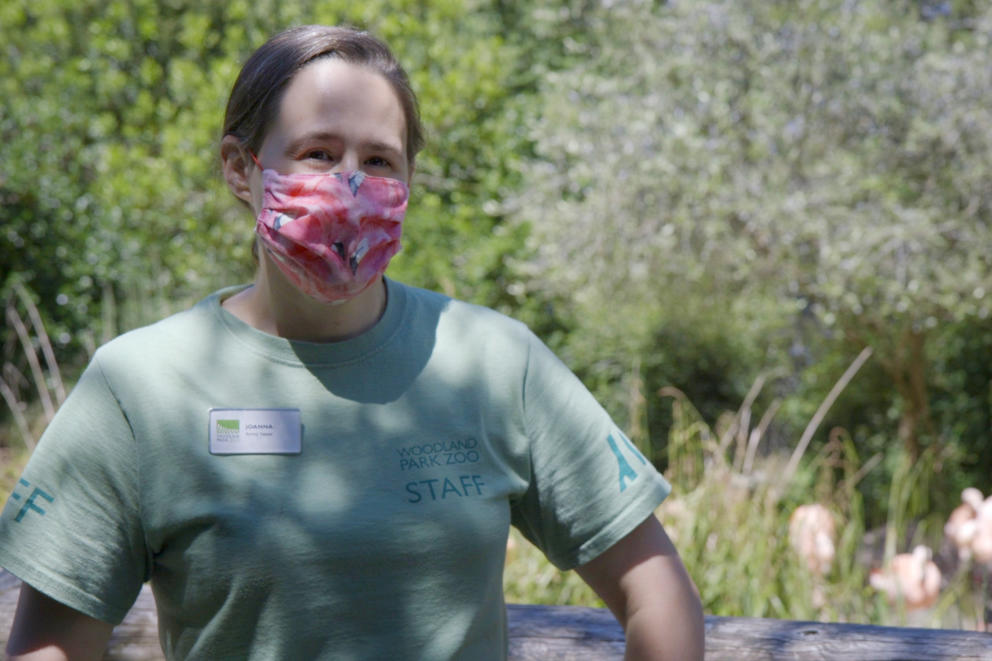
[2,572,991,659]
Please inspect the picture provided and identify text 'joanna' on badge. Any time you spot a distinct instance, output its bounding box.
[208,408,302,455]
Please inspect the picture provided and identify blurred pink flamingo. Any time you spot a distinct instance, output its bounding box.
[869,545,942,610]
[789,503,836,576]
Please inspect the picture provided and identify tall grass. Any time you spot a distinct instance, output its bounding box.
[1,284,67,451]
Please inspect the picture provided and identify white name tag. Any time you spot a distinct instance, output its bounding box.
[208,408,302,455]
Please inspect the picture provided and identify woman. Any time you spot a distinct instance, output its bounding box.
[1,25,703,660]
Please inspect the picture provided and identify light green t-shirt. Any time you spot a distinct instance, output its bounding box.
[0,280,670,660]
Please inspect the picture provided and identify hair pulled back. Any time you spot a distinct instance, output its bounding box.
[223,25,424,167]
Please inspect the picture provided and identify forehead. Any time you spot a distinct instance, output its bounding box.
[270,58,406,154]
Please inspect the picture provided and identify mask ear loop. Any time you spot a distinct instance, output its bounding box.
[246,149,267,265]
[247,150,264,170]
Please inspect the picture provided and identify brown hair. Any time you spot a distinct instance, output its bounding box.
[223,25,425,168]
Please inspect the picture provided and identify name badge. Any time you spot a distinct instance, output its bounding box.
[208,408,302,455]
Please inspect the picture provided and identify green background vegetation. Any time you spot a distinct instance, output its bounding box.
[2,0,991,627]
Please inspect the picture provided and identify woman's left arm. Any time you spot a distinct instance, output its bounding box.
[576,514,704,661]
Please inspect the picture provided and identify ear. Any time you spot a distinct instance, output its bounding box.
[220,135,255,205]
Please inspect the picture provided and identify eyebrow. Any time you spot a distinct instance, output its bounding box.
[285,131,403,158]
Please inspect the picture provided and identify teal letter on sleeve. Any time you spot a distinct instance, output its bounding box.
[606,434,639,492]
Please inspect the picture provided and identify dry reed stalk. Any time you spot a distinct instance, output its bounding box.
[5,304,54,423]
[839,451,883,493]
[13,283,65,404]
[781,346,873,488]
[718,374,767,460]
[742,398,782,475]
[658,385,716,484]
[0,374,34,450]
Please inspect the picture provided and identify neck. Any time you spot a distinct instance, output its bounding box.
[223,251,387,343]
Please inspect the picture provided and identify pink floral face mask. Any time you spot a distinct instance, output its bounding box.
[253,165,409,303]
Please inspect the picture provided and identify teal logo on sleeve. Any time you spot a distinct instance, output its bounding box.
[10,479,54,522]
[606,430,648,492]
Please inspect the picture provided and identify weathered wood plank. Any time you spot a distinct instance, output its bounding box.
[701,615,992,661]
[507,603,625,659]
[1,572,991,659]
[507,603,992,661]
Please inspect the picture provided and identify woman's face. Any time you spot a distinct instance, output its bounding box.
[247,58,410,212]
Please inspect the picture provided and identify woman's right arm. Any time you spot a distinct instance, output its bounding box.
[6,583,113,661]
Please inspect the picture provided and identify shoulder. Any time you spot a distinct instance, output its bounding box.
[91,288,234,373]
[394,280,536,349]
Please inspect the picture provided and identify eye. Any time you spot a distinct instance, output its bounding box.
[304,149,334,162]
[365,156,392,169]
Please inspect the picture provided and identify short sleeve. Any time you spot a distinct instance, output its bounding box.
[0,354,147,624]
[510,334,671,570]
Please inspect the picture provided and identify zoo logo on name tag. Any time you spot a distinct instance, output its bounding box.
[208,408,302,455]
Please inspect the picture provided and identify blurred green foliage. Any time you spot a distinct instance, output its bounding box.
[508,0,992,515]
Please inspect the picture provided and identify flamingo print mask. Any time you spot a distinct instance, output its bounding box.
[254,167,409,303]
